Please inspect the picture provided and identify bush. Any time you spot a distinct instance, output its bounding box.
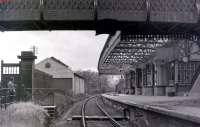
[0,102,49,127]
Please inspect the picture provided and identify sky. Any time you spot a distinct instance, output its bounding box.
[0,31,108,71]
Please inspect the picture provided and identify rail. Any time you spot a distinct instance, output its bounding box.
[81,96,124,127]
[81,96,96,127]
[95,97,124,127]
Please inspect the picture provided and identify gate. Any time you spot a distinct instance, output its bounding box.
[0,60,21,109]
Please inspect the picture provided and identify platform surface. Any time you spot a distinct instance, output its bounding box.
[102,94,200,124]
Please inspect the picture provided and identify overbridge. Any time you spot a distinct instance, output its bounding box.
[0,0,200,33]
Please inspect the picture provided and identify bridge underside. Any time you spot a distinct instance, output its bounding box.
[1,0,200,32]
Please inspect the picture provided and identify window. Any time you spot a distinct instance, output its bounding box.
[178,62,200,84]
[146,64,153,86]
[45,62,51,68]
[169,62,175,85]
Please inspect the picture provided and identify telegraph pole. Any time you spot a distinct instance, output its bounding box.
[31,46,38,102]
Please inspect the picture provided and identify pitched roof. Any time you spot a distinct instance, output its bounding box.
[74,73,85,79]
[34,69,53,77]
[50,57,69,69]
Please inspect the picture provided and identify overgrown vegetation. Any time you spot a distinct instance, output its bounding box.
[0,102,49,127]
[54,92,86,116]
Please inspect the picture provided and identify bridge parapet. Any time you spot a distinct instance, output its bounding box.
[151,0,198,23]
[98,0,147,21]
[0,0,200,30]
[43,0,94,20]
[0,0,40,21]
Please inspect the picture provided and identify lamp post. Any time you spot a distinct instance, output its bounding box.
[182,56,189,63]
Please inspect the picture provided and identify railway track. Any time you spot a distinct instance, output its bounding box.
[80,96,124,127]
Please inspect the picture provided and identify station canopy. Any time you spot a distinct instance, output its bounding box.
[98,31,198,75]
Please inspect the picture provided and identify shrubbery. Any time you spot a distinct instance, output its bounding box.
[0,102,49,127]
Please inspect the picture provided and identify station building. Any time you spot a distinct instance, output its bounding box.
[35,57,85,95]
[120,41,200,96]
[99,32,200,96]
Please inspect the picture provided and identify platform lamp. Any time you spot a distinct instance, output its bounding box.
[182,56,189,63]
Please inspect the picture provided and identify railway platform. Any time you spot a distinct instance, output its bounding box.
[102,94,200,127]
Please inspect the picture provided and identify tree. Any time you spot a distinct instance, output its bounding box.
[76,70,111,95]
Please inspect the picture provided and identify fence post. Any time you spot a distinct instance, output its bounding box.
[0,96,2,109]
[5,95,7,110]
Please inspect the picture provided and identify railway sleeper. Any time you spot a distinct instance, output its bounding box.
[72,115,128,121]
